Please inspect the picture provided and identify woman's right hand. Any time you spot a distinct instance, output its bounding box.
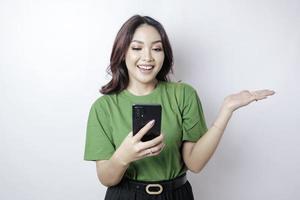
[113,120,165,166]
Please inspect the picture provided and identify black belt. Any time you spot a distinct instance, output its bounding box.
[123,173,187,195]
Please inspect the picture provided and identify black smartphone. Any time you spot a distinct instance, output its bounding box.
[132,104,162,142]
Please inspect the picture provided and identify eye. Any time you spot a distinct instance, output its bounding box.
[131,47,141,51]
[153,48,162,52]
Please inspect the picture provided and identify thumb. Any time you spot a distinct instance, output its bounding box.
[126,131,133,138]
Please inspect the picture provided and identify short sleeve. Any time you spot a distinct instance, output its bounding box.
[181,85,208,142]
[84,100,115,161]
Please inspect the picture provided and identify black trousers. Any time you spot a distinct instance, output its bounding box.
[104,175,194,200]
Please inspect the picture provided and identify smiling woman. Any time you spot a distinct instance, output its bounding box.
[125,24,165,95]
[83,14,275,200]
[100,15,173,95]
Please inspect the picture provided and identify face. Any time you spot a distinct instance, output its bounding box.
[125,24,165,86]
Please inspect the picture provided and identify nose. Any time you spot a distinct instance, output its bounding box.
[142,49,154,62]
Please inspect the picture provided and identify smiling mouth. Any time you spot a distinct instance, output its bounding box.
[137,65,154,71]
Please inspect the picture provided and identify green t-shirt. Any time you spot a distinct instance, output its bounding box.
[84,81,208,181]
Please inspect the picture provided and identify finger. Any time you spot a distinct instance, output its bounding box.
[251,90,275,101]
[126,131,133,138]
[138,148,152,157]
[249,91,257,101]
[134,133,164,153]
[147,143,166,157]
[150,142,165,154]
[253,89,275,96]
[140,133,164,150]
[133,120,155,142]
[263,89,276,96]
[139,143,165,158]
[135,134,164,153]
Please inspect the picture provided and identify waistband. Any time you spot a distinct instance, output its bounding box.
[122,173,187,195]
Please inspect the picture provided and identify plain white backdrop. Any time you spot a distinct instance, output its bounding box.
[1,0,299,199]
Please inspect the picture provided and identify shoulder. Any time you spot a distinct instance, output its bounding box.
[90,93,117,111]
[161,81,198,96]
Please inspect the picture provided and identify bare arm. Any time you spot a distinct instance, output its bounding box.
[95,120,165,187]
[182,106,232,173]
[182,89,275,173]
[95,154,129,187]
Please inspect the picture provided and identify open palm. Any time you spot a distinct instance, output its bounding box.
[223,89,275,112]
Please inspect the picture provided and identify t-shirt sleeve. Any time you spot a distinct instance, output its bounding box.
[84,100,115,161]
[181,84,208,142]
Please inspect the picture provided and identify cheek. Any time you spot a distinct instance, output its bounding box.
[155,53,165,66]
[127,52,140,62]
[125,55,139,69]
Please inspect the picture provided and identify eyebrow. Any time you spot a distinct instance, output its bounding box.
[131,40,162,44]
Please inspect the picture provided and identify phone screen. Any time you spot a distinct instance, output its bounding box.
[132,104,162,142]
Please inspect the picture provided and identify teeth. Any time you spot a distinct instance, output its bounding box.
[138,65,154,70]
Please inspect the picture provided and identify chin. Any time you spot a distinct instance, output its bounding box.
[136,77,157,85]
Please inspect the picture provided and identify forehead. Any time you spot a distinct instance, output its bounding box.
[131,24,162,42]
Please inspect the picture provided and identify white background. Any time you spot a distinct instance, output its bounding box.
[1,0,299,199]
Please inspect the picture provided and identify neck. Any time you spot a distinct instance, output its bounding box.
[127,80,158,96]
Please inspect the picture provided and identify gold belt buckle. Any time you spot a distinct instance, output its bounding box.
[145,184,163,195]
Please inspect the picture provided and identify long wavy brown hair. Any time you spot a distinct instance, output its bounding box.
[100,15,174,94]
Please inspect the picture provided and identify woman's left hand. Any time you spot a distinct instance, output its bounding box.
[222,89,276,113]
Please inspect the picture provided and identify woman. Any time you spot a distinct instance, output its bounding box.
[84,15,275,200]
